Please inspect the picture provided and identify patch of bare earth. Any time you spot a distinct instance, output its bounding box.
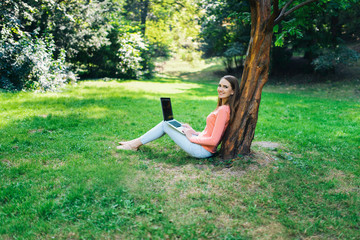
[252,141,281,149]
[1,159,13,168]
[252,222,287,240]
[325,169,359,194]
[28,128,44,134]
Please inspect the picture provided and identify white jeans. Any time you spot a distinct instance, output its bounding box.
[140,121,213,159]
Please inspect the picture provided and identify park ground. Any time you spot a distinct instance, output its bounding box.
[0,58,359,239]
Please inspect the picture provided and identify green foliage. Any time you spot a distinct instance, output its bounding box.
[0,28,75,91]
[2,0,359,87]
[0,0,75,91]
[167,0,203,61]
[123,0,202,61]
[198,0,360,75]
[146,19,173,57]
[146,0,202,60]
[0,0,157,82]
[52,0,155,79]
[275,0,360,74]
[223,42,246,72]
[312,45,360,73]
[117,32,149,78]
[273,19,304,47]
[198,0,250,71]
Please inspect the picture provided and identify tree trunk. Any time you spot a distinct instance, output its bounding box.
[220,0,274,159]
[140,0,150,35]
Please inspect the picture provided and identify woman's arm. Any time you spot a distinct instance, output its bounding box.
[182,123,200,135]
[189,106,229,146]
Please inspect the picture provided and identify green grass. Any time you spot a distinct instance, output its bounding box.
[0,68,359,239]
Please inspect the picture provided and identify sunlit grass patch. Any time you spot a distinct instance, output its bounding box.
[160,57,221,73]
[119,80,201,94]
[159,57,226,82]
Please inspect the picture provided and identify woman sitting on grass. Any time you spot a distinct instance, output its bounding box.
[117,75,240,158]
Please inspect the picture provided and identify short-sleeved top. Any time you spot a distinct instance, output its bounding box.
[189,105,230,153]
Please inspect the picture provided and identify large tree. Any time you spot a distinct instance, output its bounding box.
[220,0,322,159]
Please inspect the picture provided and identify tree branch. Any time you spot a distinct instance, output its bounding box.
[268,0,280,30]
[275,0,319,24]
[274,0,295,24]
[285,0,319,17]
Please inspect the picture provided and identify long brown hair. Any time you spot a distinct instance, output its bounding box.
[217,75,240,124]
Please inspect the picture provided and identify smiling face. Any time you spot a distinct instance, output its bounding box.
[217,78,234,104]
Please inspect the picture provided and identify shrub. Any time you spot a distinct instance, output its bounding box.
[312,45,360,73]
[116,32,149,79]
[223,42,246,72]
[0,28,76,91]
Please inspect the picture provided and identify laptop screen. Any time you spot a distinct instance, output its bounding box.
[160,97,174,121]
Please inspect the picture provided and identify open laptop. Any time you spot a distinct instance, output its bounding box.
[160,97,185,134]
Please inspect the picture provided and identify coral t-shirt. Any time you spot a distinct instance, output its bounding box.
[189,105,230,153]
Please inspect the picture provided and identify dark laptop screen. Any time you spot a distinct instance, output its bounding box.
[161,97,174,121]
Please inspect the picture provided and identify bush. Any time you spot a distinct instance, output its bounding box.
[223,42,246,72]
[0,28,76,91]
[117,32,150,79]
[312,45,360,73]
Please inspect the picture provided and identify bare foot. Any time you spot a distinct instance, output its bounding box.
[118,139,137,145]
[116,144,138,151]
[116,138,142,151]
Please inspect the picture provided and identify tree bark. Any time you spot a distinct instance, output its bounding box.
[220,0,274,159]
[140,0,150,35]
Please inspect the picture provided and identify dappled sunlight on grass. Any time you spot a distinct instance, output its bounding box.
[160,58,221,73]
[80,106,113,119]
[158,57,227,82]
[344,105,360,121]
[72,79,218,101]
[119,80,201,94]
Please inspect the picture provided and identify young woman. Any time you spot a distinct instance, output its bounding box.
[117,75,240,158]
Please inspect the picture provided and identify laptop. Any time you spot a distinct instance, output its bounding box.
[160,97,185,134]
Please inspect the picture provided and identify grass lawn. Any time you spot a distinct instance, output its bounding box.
[0,61,359,239]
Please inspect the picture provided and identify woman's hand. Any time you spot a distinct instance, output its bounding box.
[181,123,192,129]
[182,123,196,132]
[182,123,199,139]
[183,128,195,139]
[182,124,196,134]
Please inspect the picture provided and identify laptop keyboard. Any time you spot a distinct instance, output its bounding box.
[168,120,181,128]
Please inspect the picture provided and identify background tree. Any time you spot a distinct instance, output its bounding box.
[125,0,202,60]
[271,0,360,75]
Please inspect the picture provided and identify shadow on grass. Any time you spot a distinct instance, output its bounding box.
[125,139,278,175]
